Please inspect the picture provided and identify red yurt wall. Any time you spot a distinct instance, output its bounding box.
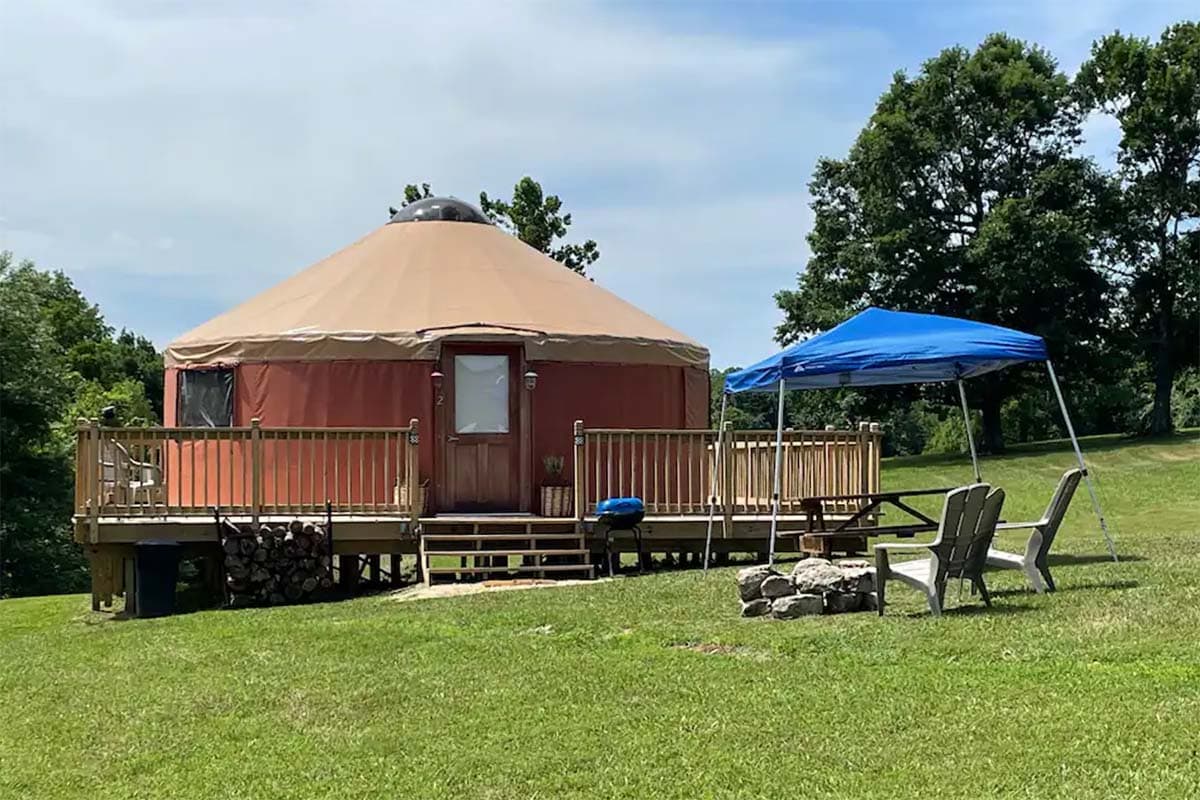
[164,360,708,512]
[531,361,709,472]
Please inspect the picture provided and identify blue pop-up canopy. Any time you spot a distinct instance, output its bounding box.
[724,307,1048,393]
[701,307,1115,571]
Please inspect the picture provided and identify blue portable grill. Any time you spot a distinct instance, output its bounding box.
[596,497,645,576]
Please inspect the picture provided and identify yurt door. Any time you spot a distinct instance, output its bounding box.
[439,346,522,512]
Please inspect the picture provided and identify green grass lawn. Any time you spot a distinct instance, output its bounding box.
[2,434,1198,799]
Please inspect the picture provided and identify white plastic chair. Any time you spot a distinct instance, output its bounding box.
[985,469,1082,593]
[875,483,1005,617]
[99,438,162,507]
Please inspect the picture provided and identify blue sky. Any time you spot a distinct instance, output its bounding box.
[1,0,1193,368]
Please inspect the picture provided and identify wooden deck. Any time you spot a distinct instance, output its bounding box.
[75,420,883,605]
[79,509,854,607]
[75,507,849,556]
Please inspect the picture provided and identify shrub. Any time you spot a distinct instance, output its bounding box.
[925,411,983,455]
[1173,369,1200,429]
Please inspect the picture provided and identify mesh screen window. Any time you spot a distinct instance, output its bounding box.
[178,369,234,427]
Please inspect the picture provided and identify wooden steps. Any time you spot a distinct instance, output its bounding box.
[419,533,582,542]
[423,549,589,558]
[419,527,593,584]
[425,564,594,577]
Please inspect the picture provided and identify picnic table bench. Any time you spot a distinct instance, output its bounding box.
[779,487,955,557]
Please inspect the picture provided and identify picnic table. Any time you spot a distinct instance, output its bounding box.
[781,487,956,557]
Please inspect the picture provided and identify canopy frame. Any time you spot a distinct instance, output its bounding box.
[702,392,730,573]
[723,309,1116,566]
[956,379,981,483]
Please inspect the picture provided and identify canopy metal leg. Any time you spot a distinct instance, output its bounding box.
[703,392,729,575]
[767,379,786,566]
[1047,361,1117,561]
[957,379,981,482]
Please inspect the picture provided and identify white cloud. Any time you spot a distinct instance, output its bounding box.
[0,0,1190,370]
[581,193,814,364]
[2,0,879,367]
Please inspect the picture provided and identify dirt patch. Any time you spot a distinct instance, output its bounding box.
[390,577,611,603]
[670,641,771,660]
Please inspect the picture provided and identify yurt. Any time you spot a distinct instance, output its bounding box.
[164,197,710,513]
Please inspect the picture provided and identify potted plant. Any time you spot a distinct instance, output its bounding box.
[395,478,430,516]
[540,455,571,517]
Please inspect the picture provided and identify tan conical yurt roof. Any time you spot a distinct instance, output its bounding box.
[166,199,708,369]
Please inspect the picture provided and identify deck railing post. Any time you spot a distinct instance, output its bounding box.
[721,420,733,538]
[74,419,87,519]
[857,421,870,496]
[868,422,882,494]
[572,420,586,521]
[250,418,262,528]
[406,418,420,524]
[88,419,100,544]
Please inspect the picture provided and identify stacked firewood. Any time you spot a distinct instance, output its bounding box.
[221,520,333,606]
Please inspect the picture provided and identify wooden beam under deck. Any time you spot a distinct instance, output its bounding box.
[76,511,858,551]
[77,510,868,607]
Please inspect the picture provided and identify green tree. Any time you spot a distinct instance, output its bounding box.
[66,378,155,427]
[394,177,600,275]
[0,255,165,421]
[480,177,600,274]
[1077,22,1200,434]
[776,34,1114,452]
[0,255,82,596]
[0,252,164,596]
[401,182,434,206]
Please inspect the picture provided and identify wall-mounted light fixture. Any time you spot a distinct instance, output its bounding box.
[523,370,539,391]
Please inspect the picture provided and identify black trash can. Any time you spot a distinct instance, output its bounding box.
[135,540,182,618]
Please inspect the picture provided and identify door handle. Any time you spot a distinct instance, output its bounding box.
[446,435,459,442]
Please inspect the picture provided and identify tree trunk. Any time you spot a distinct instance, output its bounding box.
[1147,235,1176,435]
[1149,304,1175,435]
[980,391,1005,454]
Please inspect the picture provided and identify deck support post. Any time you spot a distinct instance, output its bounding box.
[417,536,428,586]
[88,547,113,611]
[338,555,360,590]
[1046,361,1117,561]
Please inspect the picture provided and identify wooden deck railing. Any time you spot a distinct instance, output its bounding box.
[75,418,420,527]
[75,418,879,531]
[572,421,882,518]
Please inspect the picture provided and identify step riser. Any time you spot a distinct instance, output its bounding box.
[421,534,584,542]
[419,531,595,584]
[426,565,593,576]
[424,549,589,558]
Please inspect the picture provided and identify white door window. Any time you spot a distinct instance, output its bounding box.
[454,355,509,433]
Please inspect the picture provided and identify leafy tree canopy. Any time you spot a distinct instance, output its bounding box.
[776,33,1115,452]
[1077,22,1200,433]
[394,177,600,275]
[0,252,163,596]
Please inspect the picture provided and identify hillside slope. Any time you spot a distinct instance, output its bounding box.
[1,434,1197,799]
